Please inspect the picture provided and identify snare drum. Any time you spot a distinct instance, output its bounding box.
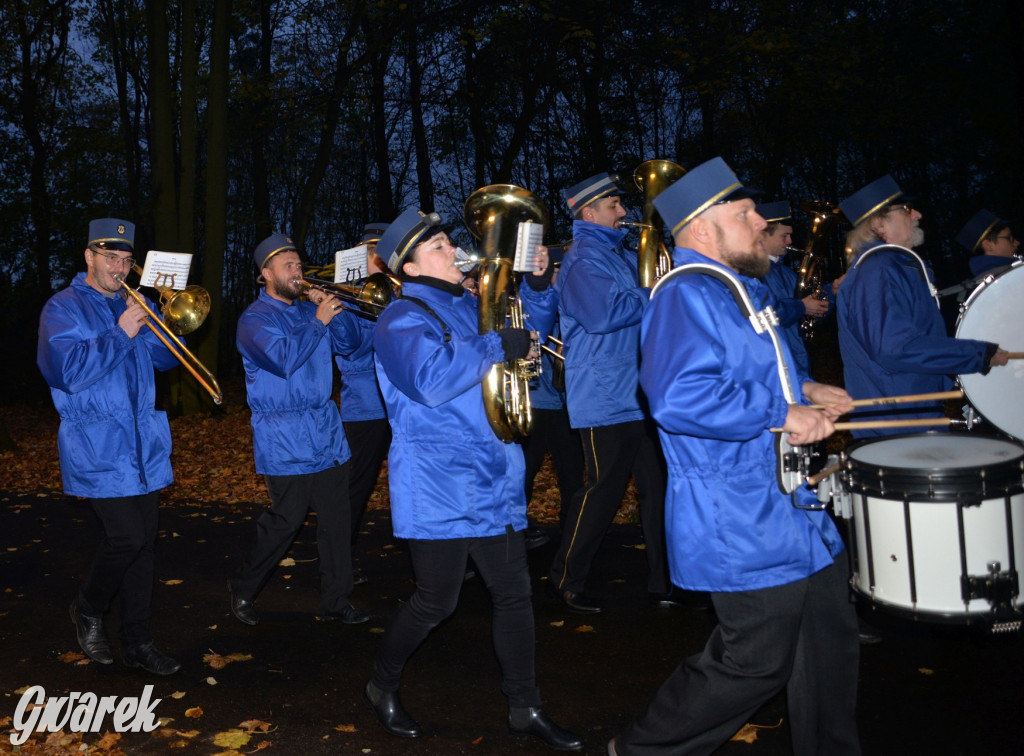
[844,433,1024,628]
[956,262,1024,440]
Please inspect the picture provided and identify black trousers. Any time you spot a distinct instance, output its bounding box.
[371,530,543,709]
[79,492,160,647]
[232,463,354,614]
[521,407,585,526]
[342,418,391,541]
[616,559,861,755]
[548,419,669,594]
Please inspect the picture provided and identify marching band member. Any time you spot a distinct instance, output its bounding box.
[38,218,181,675]
[546,172,673,615]
[836,176,1007,436]
[756,200,829,377]
[336,222,391,582]
[956,208,1019,277]
[229,234,370,626]
[610,158,859,756]
[365,207,582,751]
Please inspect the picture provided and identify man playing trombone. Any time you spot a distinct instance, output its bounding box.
[229,233,370,626]
[37,218,181,675]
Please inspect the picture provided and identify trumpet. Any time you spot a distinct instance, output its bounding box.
[113,269,223,405]
[299,272,400,320]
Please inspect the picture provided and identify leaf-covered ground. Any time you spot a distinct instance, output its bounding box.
[0,382,639,525]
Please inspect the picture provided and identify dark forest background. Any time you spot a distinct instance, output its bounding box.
[2,0,1021,415]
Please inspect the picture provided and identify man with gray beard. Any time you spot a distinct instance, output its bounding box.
[836,176,1006,437]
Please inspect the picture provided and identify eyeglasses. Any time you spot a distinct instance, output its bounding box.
[888,203,915,215]
[994,233,1016,243]
[90,248,135,268]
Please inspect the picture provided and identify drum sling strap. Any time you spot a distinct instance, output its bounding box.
[651,263,819,503]
[401,296,452,343]
[851,244,940,307]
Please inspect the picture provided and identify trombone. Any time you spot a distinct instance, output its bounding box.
[113,267,223,405]
[299,272,400,320]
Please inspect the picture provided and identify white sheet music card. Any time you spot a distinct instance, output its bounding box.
[513,221,544,272]
[334,245,370,284]
[140,251,193,290]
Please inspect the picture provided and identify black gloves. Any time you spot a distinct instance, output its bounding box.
[497,328,534,361]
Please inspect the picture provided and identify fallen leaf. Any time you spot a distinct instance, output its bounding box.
[238,719,275,733]
[730,719,783,743]
[58,650,86,663]
[549,620,565,627]
[334,724,357,732]
[278,557,296,566]
[175,729,200,738]
[472,735,484,744]
[249,741,273,752]
[185,707,204,718]
[206,676,219,685]
[919,668,934,675]
[575,625,595,633]
[170,690,187,699]
[205,651,255,669]
[162,579,184,585]
[96,731,122,749]
[213,728,252,748]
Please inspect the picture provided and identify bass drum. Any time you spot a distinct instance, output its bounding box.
[844,433,1024,631]
[956,262,1024,440]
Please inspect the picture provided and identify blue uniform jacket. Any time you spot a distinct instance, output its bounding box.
[837,245,991,437]
[640,248,843,593]
[237,289,364,475]
[554,221,650,428]
[37,273,178,498]
[373,279,556,540]
[529,319,566,411]
[763,259,811,377]
[336,319,386,422]
[969,255,1014,277]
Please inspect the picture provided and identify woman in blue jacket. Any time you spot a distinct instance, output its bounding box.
[365,207,581,752]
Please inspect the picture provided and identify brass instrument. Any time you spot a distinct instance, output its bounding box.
[794,201,841,339]
[113,267,223,405]
[464,184,549,441]
[625,159,687,287]
[300,272,400,320]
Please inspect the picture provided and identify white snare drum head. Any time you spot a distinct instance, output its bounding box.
[848,434,1024,469]
[956,263,1024,440]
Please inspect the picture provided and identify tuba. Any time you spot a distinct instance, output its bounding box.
[794,200,841,339]
[464,184,549,442]
[626,159,687,287]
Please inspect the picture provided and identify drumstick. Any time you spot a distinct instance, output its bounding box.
[806,461,842,487]
[810,389,963,410]
[770,418,952,433]
[1006,352,1024,359]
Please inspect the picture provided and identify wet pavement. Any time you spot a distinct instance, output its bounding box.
[1,491,1022,755]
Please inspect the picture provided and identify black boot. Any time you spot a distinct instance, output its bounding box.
[364,681,421,738]
[122,642,181,675]
[509,707,583,751]
[69,601,113,665]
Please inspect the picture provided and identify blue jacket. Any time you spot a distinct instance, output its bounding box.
[529,319,566,411]
[336,319,386,422]
[237,289,364,475]
[373,278,556,540]
[554,221,650,428]
[762,258,811,377]
[37,273,178,498]
[640,248,843,593]
[837,245,992,437]
[969,255,1014,277]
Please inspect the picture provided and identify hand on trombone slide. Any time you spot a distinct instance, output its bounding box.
[306,289,345,326]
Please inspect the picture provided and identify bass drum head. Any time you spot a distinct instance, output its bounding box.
[956,263,1024,440]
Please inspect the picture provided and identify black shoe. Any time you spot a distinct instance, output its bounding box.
[509,707,583,751]
[364,680,421,738]
[649,588,711,610]
[858,618,882,644]
[228,581,259,626]
[547,583,604,614]
[524,527,551,550]
[69,601,113,665]
[316,604,370,624]
[353,568,369,586]
[122,642,181,675]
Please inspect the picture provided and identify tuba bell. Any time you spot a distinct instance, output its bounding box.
[464,184,549,442]
[794,200,842,340]
[625,159,687,287]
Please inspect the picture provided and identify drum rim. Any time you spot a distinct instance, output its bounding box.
[844,431,1024,500]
